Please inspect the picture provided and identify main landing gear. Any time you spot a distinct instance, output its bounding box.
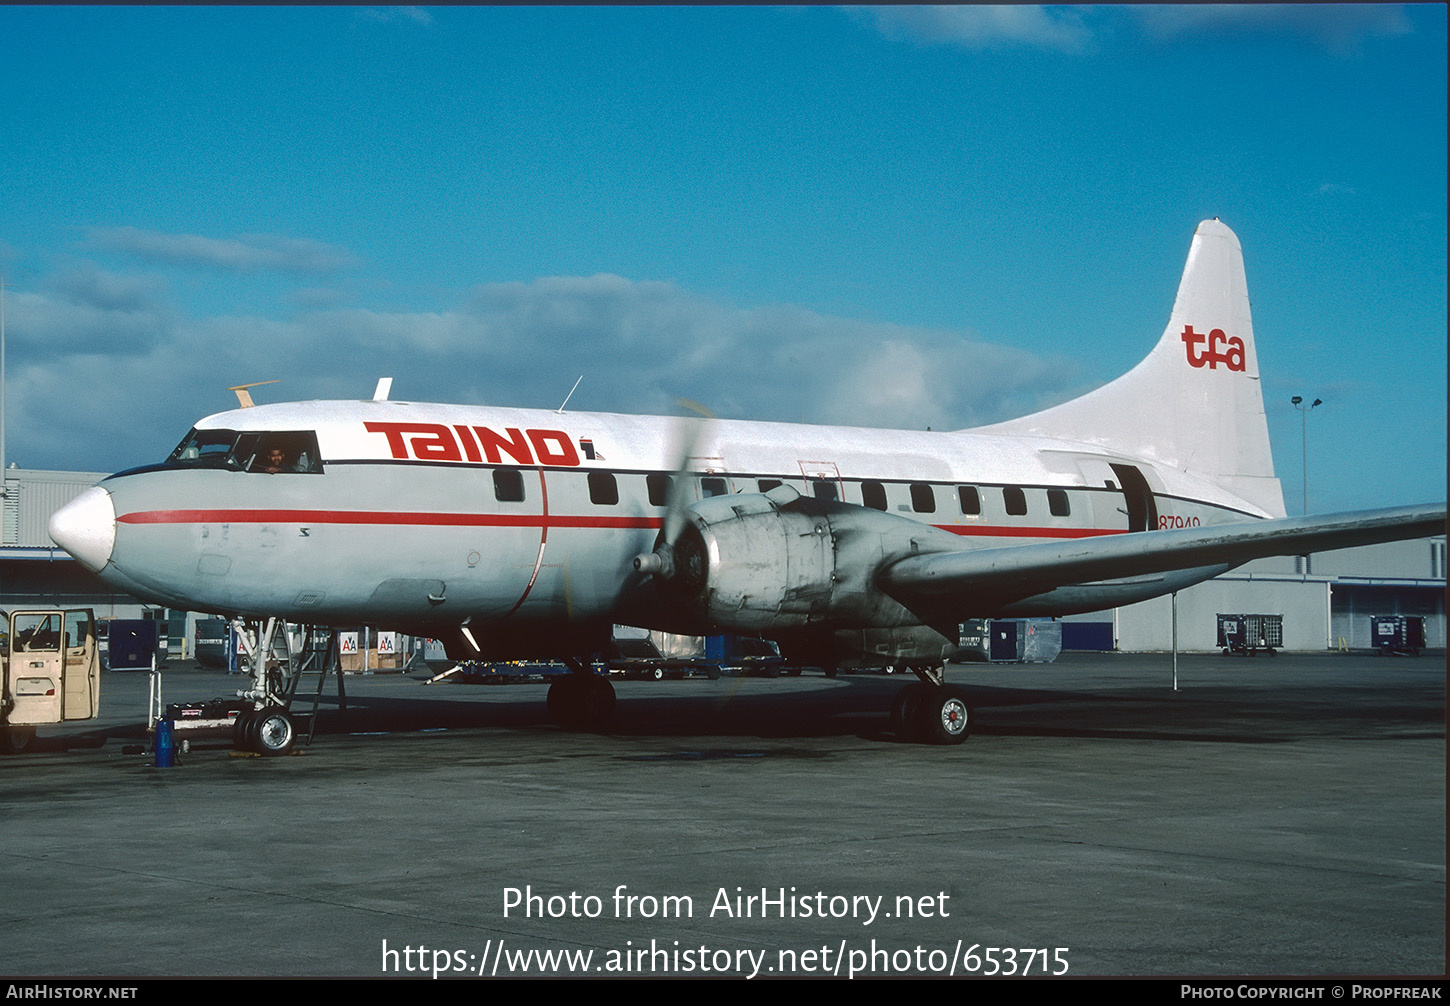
[889,665,972,745]
[546,660,616,731]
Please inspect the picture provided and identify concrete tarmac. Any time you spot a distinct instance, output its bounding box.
[1,652,1443,978]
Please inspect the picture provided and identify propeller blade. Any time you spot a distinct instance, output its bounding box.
[662,399,712,546]
[633,399,714,578]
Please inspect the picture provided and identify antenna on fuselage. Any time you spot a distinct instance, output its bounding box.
[556,375,584,414]
[228,380,281,408]
[373,377,393,401]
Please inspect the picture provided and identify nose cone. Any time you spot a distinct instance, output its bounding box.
[49,485,116,573]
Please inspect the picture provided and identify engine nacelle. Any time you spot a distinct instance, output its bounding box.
[655,485,964,635]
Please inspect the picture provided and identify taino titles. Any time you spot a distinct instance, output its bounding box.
[503,885,951,926]
[366,422,586,466]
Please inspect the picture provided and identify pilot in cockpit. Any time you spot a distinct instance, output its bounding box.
[256,445,304,474]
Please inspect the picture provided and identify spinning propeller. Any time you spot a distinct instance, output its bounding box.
[632,399,713,580]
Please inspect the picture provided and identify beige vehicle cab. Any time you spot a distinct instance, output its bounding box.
[1,609,100,753]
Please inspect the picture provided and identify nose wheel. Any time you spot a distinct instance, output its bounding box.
[234,706,297,756]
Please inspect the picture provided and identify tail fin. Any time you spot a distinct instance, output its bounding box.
[971,218,1286,518]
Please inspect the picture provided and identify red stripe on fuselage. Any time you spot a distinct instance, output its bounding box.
[116,509,661,530]
[938,524,1129,538]
[115,509,1127,538]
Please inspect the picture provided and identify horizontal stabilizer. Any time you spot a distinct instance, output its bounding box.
[880,504,1446,608]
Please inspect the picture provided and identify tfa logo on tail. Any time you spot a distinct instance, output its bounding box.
[1181,325,1245,371]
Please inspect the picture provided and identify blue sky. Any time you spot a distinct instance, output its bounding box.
[1,5,1444,513]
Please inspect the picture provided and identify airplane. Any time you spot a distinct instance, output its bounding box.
[46,219,1446,751]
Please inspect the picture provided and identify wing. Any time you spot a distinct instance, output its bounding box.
[878,504,1446,616]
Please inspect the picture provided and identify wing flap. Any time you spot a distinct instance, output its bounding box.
[879,504,1446,607]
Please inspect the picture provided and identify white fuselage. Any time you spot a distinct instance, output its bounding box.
[76,398,1267,642]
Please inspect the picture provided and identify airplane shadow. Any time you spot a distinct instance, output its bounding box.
[19,659,1442,754]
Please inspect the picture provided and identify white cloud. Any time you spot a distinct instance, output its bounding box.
[45,264,169,314]
[357,7,433,27]
[8,267,1078,472]
[852,4,1414,56]
[856,5,1094,53]
[6,276,173,356]
[1129,5,1412,55]
[87,228,359,275]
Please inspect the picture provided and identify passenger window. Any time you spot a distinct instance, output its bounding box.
[647,473,672,508]
[701,477,728,498]
[1004,486,1027,516]
[758,479,782,493]
[812,480,838,501]
[588,471,619,506]
[1047,489,1070,517]
[493,469,525,503]
[957,486,980,515]
[861,481,887,511]
[910,482,936,514]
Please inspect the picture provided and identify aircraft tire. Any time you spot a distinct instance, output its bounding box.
[580,676,616,730]
[548,676,616,731]
[546,678,580,727]
[1,725,35,754]
[821,666,838,679]
[253,708,296,756]
[890,683,925,741]
[916,686,971,746]
[233,709,256,747]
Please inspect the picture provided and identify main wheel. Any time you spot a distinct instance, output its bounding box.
[548,676,616,731]
[547,677,582,727]
[916,685,971,745]
[580,676,616,727]
[252,708,296,756]
[890,683,926,740]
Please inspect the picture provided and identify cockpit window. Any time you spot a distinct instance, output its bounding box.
[165,429,323,474]
[168,429,239,467]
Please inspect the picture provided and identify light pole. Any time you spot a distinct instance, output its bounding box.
[1290,395,1322,515]
[2,275,6,480]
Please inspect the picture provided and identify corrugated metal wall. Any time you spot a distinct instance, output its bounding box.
[2,469,110,547]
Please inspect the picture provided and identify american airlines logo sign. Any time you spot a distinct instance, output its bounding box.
[365,422,582,466]
[1180,325,1245,371]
